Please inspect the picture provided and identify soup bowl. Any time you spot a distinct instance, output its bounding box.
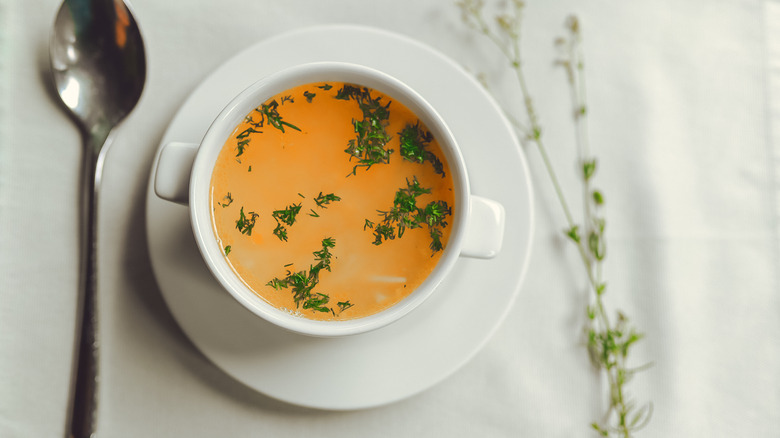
[154,62,504,337]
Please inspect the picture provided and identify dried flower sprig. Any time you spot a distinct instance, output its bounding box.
[457,1,652,436]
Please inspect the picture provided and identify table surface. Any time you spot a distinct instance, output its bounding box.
[1,0,778,437]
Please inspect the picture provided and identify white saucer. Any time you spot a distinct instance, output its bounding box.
[145,24,534,410]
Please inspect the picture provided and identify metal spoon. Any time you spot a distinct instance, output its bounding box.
[49,0,146,436]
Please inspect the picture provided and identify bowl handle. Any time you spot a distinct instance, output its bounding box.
[461,196,505,259]
[154,142,198,205]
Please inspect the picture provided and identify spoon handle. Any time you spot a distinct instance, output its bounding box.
[68,126,111,438]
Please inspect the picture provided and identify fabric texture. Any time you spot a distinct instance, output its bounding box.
[1,0,778,436]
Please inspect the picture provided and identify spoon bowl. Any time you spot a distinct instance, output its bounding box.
[50,0,145,144]
[48,1,146,437]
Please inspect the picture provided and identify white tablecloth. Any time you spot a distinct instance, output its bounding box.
[1,0,778,436]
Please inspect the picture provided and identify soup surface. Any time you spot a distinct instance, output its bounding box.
[210,81,455,321]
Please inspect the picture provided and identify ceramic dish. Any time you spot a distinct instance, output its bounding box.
[145,24,533,410]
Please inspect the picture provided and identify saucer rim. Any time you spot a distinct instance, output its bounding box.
[145,23,534,410]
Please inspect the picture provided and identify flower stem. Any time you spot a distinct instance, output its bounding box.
[457,2,651,436]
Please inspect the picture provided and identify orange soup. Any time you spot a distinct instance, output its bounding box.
[210,82,455,321]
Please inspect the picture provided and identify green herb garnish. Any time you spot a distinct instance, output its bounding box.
[429,228,444,253]
[266,277,286,290]
[273,223,288,242]
[236,126,261,140]
[302,293,331,313]
[261,100,301,133]
[337,301,354,313]
[271,203,302,241]
[218,192,233,207]
[336,84,394,175]
[422,201,451,252]
[313,192,341,208]
[266,238,343,314]
[224,245,231,255]
[317,83,333,90]
[235,138,250,158]
[272,203,302,226]
[303,90,316,103]
[234,119,262,158]
[420,199,451,228]
[366,177,451,253]
[235,97,300,157]
[235,207,259,235]
[370,223,396,244]
[398,122,446,177]
[249,99,301,134]
[312,237,336,273]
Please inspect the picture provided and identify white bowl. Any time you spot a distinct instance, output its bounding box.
[154,62,505,337]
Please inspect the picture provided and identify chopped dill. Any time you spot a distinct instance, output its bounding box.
[366,177,452,254]
[233,98,299,157]
[399,122,446,177]
[313,192,341,208]
[218,192,233,207]
[273,223,288,242]
[302,293,331,313]
[266,238,344,314]
[236,126,261,140]
[235,138,250,157]
[272,203,302,226]
[271,203,302,241]
[235,207,259,235]
[258,100,301,133]
[336,84,394,175]
[337,301,354,312]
